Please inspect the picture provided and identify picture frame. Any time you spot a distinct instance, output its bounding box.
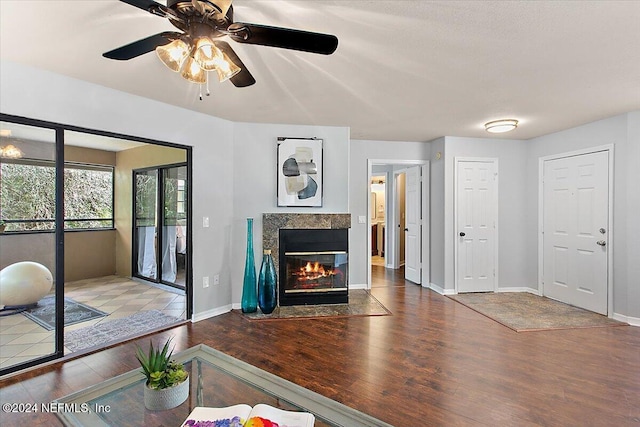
[277,138,323,207]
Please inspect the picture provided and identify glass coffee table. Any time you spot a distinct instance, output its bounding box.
[54,344,391,427]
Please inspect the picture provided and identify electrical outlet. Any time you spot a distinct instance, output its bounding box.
[203,217,210,228]
[213,274,220,285]
[358,215,366,224]
[203,276,210,288]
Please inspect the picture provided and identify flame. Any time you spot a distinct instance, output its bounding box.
[297,261,335,281]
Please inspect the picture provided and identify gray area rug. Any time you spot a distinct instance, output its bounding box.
[242,289,391,320]
[23,295,107,331]
[65,310,181,352]
[448,292,627,332]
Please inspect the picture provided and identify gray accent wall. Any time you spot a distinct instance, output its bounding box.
[527,112,640,319]
[2,60,637,320]
[231,123,350,305]
[348,139,431,286]
[0,60,236,319]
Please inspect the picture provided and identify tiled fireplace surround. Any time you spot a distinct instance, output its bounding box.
[262,213,351,305]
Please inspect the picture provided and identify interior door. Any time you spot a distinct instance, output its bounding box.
[456,160,497,293]
[543,151,609,314]
[404,166,422,283]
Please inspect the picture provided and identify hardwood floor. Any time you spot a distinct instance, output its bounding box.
[1,266,639,426]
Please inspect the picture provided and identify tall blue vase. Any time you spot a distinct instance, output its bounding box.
[241,218,258,313]
[258,250,278,314]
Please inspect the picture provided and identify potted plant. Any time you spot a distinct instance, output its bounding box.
[135,337,189,410]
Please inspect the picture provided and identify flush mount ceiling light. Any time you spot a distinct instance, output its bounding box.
[0,144,24,159]
[485,119,519,133]
[103,0,338,99]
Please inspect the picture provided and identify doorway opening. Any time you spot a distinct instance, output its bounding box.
[0,114,191,376]
[367,160,429,289]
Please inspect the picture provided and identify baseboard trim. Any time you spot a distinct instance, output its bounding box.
[497,287,541,295]
[349,283,369,290]
[192,304,232,323]
[427,283,456,295]
[612,313,640,327]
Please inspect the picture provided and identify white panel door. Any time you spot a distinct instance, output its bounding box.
[543,151,609,314]
[405,166,422,284]
[456,160,497,293]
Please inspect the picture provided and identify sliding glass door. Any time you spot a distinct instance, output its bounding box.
[133,164,187,289]
[0,120,61,374]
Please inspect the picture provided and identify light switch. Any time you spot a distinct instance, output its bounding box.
[203,217,209,228]
[358,215,366,224]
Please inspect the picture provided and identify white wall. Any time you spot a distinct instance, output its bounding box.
[626,112,640,320]
[429,137,446,288]
[0,61,235,319]
[349,139,431,286]
[443,137,530,292]
[231,122,350,305]
[527,112,640,320]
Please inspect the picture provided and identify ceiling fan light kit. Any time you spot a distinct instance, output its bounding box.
[156,39,190,72]
[484,119,519,133]
[104,0,339,99]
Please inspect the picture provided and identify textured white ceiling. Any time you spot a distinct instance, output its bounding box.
[1,0,639,142]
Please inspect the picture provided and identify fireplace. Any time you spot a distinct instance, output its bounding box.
[279,229,348,306]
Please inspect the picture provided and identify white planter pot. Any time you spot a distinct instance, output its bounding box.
[143,376,189,411]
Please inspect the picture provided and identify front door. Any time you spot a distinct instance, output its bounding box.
[542,151,609,314]
[456,159,497,293]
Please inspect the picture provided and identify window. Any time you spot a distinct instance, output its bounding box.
[0,159,114,231]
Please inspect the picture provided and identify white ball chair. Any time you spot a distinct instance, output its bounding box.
[0,262,53,307]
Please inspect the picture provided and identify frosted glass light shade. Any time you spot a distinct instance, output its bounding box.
[193,38,224,71]
[213,52,241,82]
[156,39,190,72]
[485,119,518,133]
[180,56,207,84]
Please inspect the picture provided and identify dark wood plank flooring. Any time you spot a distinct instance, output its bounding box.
[1,265,639,426]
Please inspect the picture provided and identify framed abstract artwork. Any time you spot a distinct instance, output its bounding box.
[277,138,323,207]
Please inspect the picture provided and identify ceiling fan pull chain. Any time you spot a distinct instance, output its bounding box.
[206,71,210,97]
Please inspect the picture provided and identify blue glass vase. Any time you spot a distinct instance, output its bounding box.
[241,218,258,313]
[258,250,278,314]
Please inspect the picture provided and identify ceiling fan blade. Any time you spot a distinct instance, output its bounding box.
[215,41,256,87]
[228,23,338,55]
[103,32,182,60]
[119,0,168,14]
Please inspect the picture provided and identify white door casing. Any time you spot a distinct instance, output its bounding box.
[405,165,422,284]
[455,159,498,293]
[542,150,609,315]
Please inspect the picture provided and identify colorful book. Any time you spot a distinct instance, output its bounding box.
[181,404,315,427]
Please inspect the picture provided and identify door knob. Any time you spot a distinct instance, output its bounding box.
[459,232,466,237]
[596,240,606,246]
[404,228,409,232]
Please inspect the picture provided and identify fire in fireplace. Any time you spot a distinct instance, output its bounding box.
[279,229,348,306]
[286,251,347,291]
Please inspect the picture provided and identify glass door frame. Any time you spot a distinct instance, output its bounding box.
[132,163,188,290]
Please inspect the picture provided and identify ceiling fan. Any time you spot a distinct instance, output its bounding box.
[103,0,339,90]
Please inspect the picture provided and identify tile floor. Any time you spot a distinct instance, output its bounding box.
[0,275,185,371]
